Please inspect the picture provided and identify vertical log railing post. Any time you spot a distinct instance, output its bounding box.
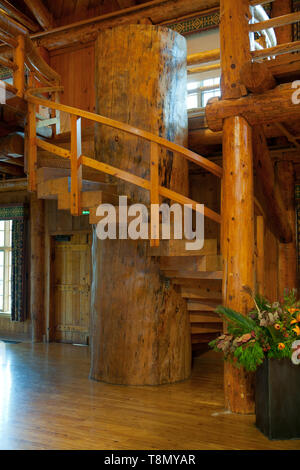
[220,0,256,414]
[13,34,25,98]
[70,115,82,216]
[150,142,160,247]
[27,102,37,192]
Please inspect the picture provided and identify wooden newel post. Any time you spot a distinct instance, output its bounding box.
[220,0,256,414]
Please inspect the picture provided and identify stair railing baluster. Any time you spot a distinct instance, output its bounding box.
[70,115,82,216]
[27,102,37,192]
[150,142,160,247]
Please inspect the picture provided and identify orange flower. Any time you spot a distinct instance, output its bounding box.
[278,343,286,350]
[293,325,300,336]
[274,324,281,330]
[288,308,297,314]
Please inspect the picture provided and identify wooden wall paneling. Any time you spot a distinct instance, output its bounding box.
[50,43,95,132]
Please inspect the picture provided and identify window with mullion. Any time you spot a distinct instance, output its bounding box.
[0,220,12,314]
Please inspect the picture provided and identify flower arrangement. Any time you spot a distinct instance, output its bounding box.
[209,288,300,372]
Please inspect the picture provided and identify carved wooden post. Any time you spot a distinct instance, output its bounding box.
[90,25,190,385]
[220,0,256,414]
[276,160,297,296]
[30,193,45,342]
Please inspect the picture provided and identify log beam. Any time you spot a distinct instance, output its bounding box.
[252,126,293,243]
[0,161,24,176]
[0,133,24,157]
[206,82,300,132]
[240,61,277,94]
[0,0,39,32]
[24,0,54,31]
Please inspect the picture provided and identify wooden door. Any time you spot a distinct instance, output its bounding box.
[53,233,91,344]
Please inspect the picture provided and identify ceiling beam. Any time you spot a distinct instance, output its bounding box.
[0,0,39,32]
[30,0,219,50]
[24,0,54,31]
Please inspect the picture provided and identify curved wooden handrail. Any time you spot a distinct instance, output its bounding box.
[24,36,60,84]
[26,88,223,179]
[0,10,61,89]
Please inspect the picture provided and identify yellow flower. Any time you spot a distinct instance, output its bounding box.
[288,308,297,314]
[293,325,300,336]
[278,343,286,350]
[274,324,281,330]
[291,319,298,325]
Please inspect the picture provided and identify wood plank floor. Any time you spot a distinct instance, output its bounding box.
[0,342,300,450]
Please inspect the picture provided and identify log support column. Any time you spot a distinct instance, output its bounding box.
[30,193,45,342]
[90,25,191,386]
[220,0,255,413]
[276,161,297,295]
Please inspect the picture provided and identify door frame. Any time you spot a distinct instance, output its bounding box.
[44,229,91,343]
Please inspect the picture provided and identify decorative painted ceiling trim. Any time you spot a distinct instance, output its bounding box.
[164,2,300,37]
[165,8,220,36]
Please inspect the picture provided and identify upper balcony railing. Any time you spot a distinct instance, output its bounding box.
[187,1,300,76]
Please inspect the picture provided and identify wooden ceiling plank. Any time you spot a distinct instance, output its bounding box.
[24,0,54,31]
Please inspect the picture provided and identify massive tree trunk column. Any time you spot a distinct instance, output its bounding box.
[90,25,191,385]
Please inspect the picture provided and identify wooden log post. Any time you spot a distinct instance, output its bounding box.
[220,0,256,414]
[276,160,297,296]
[30,193,45,342]
[90,25,191,385]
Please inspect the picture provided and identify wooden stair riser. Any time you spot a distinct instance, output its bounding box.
[187,301,219,312]
[189,312,222,323]
[151,237,218,257]
[58,191,119,211]
[160,255,222,273]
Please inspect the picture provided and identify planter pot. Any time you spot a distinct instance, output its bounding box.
[255,358,300,440]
